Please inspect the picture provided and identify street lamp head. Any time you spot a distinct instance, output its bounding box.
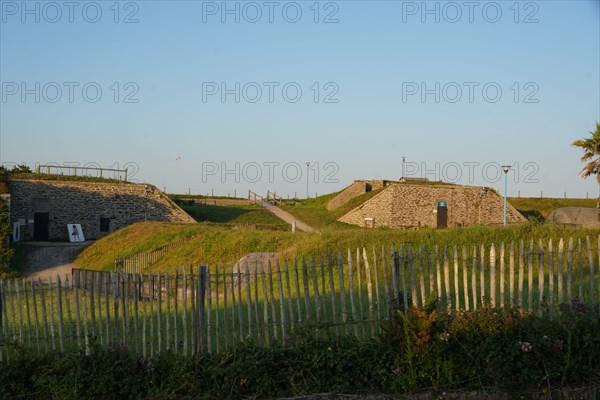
[501,165,511,174]
[306,162,310,167]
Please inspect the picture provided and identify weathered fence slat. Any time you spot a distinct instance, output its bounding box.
[328,253,338,337]
[38,279,49,353]
[409,245,418,309]
[549,240,555,316]
[302,257,311,322]
[230,267,237,345]
[22,279,32,349]
[518,241,524,310]
[261,268,270,347]
[214,266,220,353]
[245,263,252,341]
[436,246,442,307]
[347,249,358,337]
[591,236,597,305]
[578,239,584,301]
[453,246,460,311]
[480,243,485,304]
[238,267,244,342]
[471,247,477,310]
[528,240,534,313]
[284,260,294,333]
[418,246,426,308]
[373,246,382,331]
[292,259,301,328]
[57,276,65,352]
[338,251,348,336]
[509,242,515,308]
[222,266,228,351]
[142,274,147,358]
[490,244,496,308]
[166,273,171,352]
[30,280,40,354]
[173,272,179,355]
[499,243,505,308]
[558,239,564,305]
[206,269,212,353]
[355,249,365,339]
[462,246,469,311]
[48,277,56,351]
[538,240,545,315]
[363,248,374,337]
[15,279,23,345]
[443,246,451,311]
[400,245,407,311]
[268,261,277,341]
[311,256,321,325]
[181,268,187,356]
[567,238,574,304]
[277,261,286,343]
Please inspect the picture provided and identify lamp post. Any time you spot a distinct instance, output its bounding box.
[501,165,511,225]
[402,156,406,179]
[306,162,310,199]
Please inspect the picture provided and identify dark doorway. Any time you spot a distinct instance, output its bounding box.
[100,217,111,232]
[437,202,447,229]
[34,212,50,241]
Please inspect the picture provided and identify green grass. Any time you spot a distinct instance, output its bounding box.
[281,189,386,229]
[509,197,596,221]
[179,203,289,229]
[73,221,600,273]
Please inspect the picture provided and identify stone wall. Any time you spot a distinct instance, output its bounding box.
[338,183,526,228]
[9,179,195,241]
[327,180,392,210]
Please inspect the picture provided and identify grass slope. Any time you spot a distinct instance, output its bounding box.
[180,203,289,229]
[509,197,596,221]
[281,189,386,229]
[75,221,600,273]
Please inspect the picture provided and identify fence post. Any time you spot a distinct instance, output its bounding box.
[197,265,207,354]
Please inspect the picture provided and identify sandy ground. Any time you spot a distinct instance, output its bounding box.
[18,241,92,281]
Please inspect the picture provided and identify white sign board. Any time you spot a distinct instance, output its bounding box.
[67,224,85,242]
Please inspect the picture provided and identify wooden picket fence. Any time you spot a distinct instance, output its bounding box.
[2,236,600,360]
[114,235,197,274]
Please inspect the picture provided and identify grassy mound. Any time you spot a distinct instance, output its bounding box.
[74,221,600,272]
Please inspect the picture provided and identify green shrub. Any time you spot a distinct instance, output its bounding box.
[1,307,600,399]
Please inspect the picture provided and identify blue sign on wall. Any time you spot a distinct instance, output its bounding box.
[438,202,447,207]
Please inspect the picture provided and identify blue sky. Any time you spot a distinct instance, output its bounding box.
[1,0,599,198]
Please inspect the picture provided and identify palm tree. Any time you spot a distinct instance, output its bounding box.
[572,122,600,221]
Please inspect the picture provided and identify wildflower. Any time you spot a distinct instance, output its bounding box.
[439,332,450,342]
[518,341,532,352]
[392,367,401,376]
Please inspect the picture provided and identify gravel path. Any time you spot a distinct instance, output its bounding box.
[261,200,315,232]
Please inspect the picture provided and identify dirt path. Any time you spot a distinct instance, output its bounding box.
[261,200,315,232]
[18,241,92,281]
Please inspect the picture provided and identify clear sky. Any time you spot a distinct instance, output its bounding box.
[1,0,599,198]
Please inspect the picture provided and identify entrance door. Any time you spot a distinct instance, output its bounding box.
[33,212,50,241]
[436,203,447,229]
